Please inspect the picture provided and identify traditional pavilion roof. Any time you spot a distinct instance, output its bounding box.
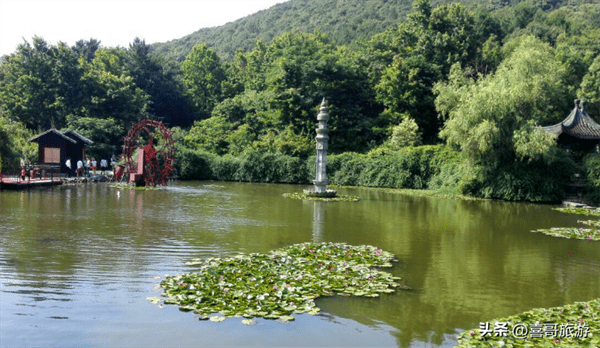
[63,130,93,145]
[28,128,77,144]
[28,129,94,144]
[542,100,600,140]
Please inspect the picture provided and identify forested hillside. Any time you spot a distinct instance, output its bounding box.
[151,0,532,62]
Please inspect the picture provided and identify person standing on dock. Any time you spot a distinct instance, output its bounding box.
[85,157,90,176]
[77,159,84,177]
[91,159,97,174]
[65,158,72,177]
[100,159,108,174]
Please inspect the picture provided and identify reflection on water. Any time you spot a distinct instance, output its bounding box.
[312,201,325,243]
[1,182,600,347]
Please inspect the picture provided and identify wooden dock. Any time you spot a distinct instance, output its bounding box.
[0,177,63,190]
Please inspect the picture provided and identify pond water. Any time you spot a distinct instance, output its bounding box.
[1,181,600,347]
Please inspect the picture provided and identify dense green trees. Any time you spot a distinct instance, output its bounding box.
[0,37,85,130]
[183,32,379,156]
[367,0,505,142]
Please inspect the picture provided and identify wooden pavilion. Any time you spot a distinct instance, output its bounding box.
[28,129,93,174]
[542,100,600,153]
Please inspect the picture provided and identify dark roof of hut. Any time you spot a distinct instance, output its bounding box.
[542,100,600,140]
[63,130,93,145]
[28,129,77,144]
[28,129,94,145]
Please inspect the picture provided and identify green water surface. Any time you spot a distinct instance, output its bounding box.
[1,182,599,347]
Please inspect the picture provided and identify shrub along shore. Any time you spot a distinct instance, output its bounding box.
[174,144,600,204]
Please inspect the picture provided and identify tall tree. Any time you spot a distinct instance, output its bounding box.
[375,55,440,142]
[181,43,226,119]
[72,38,101,62]
[579,54,600,118]
[437,36,570,163]
[0,109,36,172]
[125,38,193,127]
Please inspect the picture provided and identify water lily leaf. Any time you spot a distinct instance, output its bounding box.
[209,316,226,322]
[242,319,257,325]
[146,296,161,304]
[279,315,295,322]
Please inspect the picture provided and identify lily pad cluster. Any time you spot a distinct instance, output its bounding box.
[534,210,600,241]
[457,299,600,347]
[148,242,406,322]
[282,192,360,202]
[553,207,600,217]
[533,226,600,241]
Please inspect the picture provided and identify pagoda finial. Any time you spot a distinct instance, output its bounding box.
[320,98,328,112]
[582,101,587,111]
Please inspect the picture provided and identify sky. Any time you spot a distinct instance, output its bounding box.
[0,0,287,57]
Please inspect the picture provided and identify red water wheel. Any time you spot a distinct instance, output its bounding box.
[121,119,176,186]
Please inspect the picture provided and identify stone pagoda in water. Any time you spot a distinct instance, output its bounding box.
[304,99,337,198]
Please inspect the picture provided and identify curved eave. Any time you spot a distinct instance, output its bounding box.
[542,106,600,140]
